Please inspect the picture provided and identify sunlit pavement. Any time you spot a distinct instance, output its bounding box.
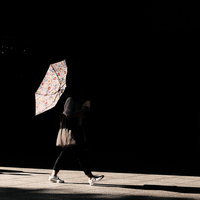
[1,167,200,200]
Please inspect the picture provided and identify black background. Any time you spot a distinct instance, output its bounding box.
[1,1,199,175]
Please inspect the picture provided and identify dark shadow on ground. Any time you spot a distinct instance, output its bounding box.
[94,184,200,194]
[0,187,194,200]
[61,182,200,195]
[0,169,49,175]
[0,169,23,174]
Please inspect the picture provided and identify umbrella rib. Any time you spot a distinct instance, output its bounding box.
[35,83,66,95]
[51,63,67,93]
[39,92,61,114]
[36,83,66,95]
[51,64,62,86]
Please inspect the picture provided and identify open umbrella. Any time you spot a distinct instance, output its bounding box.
[35,60,68,116]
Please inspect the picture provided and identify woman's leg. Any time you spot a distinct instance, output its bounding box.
[70,145,104,185]
[50,145,104,185]
[52,148,67,176]
[70,145,93,178]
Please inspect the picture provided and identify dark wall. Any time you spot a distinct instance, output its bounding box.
[1,30,199,175]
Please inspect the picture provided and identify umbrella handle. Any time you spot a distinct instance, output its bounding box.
[63,92,69,97]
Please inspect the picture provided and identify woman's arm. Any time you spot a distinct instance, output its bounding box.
[65,107,88,118]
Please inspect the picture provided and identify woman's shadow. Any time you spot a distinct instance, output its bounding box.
[64,182,200,194]
[94,184,200,194]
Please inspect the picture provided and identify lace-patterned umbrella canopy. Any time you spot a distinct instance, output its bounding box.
[35,60,67,115]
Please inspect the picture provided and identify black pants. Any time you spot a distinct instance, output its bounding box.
[53,145,91,175]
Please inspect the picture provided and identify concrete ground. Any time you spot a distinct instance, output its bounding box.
[1,166,200,200]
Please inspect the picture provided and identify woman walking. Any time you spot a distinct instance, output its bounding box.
[49,90,104,186]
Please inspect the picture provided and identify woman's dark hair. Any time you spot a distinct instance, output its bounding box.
[65,85,85,100]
